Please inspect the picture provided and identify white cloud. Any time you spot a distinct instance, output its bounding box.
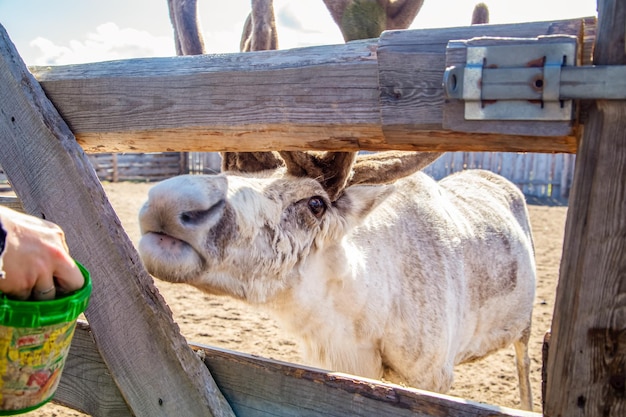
[200,0,343,53]
[201,28,244,54]
[30,22,175,65]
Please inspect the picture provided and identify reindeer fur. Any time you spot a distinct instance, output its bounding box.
[138,152,536,410]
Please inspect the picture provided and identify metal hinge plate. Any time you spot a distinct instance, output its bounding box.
[443,36,576,121]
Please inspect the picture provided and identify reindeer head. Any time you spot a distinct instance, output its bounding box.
[157,1,439,304]
[138,151,438,303]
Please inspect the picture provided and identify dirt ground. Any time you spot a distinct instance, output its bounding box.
[26,181,567,416]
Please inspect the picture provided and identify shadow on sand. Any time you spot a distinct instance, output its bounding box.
[525,195,569,207]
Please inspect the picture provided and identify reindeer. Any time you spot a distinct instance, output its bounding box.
[157,1,534,410]
[138,150,536,410]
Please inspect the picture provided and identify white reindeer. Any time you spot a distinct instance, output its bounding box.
[138,150,536,410]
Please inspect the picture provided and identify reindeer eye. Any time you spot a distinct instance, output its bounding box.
[307,196,326,218]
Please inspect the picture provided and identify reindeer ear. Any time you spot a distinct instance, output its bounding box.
[279,151,357,201]
[220,152,284,173]
[335,183,395,230]
[348,151,441,186]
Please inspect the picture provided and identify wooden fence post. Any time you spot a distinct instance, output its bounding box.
[545,1,626,416]
[0,24,234,417]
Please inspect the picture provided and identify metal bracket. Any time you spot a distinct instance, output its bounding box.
[443,36,577,121]
[444,36,626,122]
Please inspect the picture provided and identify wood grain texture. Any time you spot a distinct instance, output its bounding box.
[196,342,540,417]
[0,23,234,417]
[0,196,24,213]
[54,323,540,417]
[53,322,132,416]
[545,2,626,417]
[28,18,596,154]
[378,17,592,150]
[32,40,383,152]
[379,21,578,120]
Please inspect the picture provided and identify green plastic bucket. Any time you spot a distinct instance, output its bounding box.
[0,262,91,415]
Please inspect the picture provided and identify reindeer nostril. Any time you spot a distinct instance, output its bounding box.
[180,200,225,226]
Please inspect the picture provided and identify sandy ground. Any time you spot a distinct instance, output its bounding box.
[24,181,567,416]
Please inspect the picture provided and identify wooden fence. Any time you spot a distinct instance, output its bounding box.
[87,152,185,182]
[87,152,222,181]
[101,151,577,199]
[424,152,576,199]
[187,152,222,175]
[2,10,624,417]
[0,151,575,200]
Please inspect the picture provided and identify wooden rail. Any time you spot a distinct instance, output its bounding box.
[31,17,595,155]
[57,322,539,417]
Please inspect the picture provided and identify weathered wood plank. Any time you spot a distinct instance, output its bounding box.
[545,2,626,417]
[0,196,24,213]
[53,322,132,416]
[378,17,592,147]
[195,342,540,417]
[0,23,234,417]
[29,18,595,155]
[56,323,539,417]
[32,41,384,153]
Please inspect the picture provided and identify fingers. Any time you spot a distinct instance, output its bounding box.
[0,242,84,301]
[31,279,57,301]
[52,256,85,295]
[0,207,84,300]
[3,260,83,301]
[31,250,84,300]
[0,278,32,301]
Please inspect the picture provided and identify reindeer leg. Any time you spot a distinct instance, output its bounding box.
[513,325,533,411]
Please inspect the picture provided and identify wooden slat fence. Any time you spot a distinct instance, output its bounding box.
[183,151,576,199]
[0,151,574,199]
[87,152,186,182]
[86,152,222,181]
[424,152,576,199]
[187,152,221,175]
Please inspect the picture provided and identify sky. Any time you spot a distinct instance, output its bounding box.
[0,0,598,66]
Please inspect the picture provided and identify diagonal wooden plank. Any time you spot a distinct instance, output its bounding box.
[0,23,234,417]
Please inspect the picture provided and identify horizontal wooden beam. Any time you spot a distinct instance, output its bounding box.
[56,322,539,417]
[31,17,595,154]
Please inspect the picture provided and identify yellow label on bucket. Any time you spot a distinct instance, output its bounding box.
[0,321,76,411]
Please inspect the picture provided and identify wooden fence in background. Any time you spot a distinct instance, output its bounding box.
[0,151,575,199]
[87,152,186,182]
[187,152,222,175]
[424,152,576,199]
[180,151,576,199]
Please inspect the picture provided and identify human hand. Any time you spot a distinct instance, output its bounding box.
[0,206,84,300]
